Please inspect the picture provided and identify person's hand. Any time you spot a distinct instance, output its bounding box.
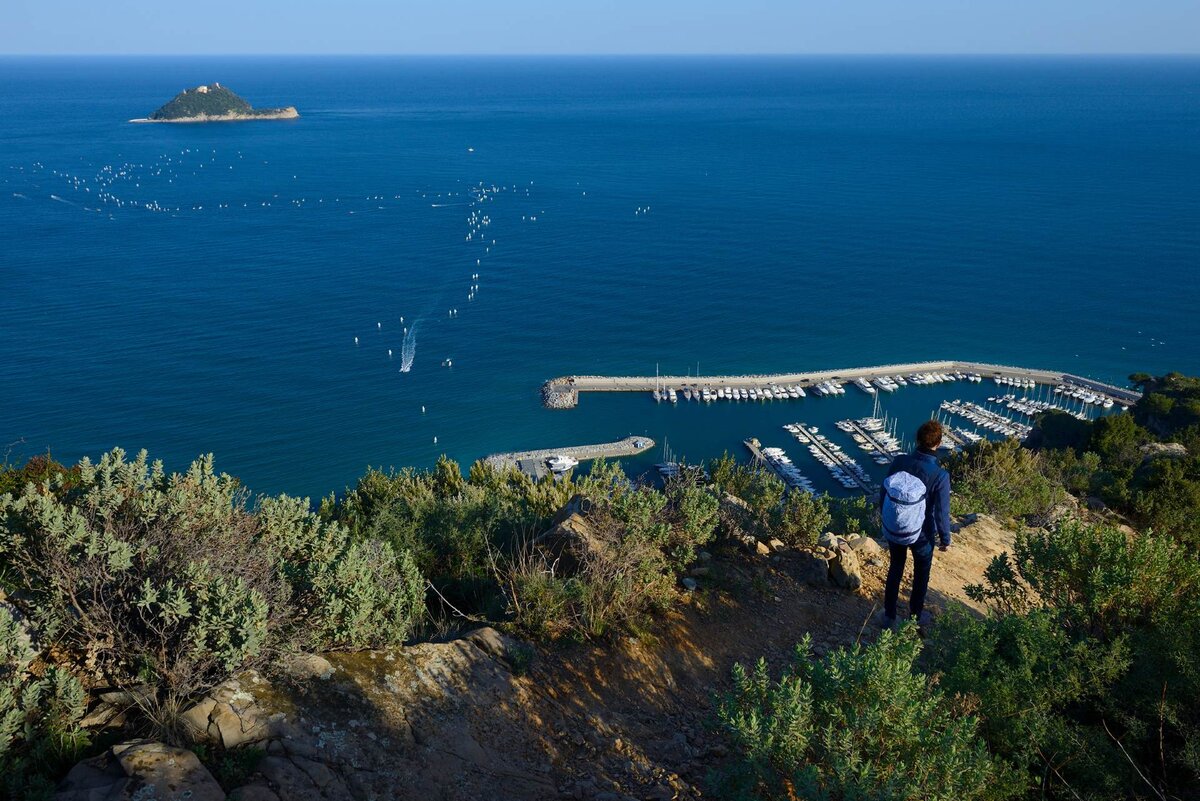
[938,544,950,552]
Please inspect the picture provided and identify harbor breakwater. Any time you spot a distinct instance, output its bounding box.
[541,360,1140,410]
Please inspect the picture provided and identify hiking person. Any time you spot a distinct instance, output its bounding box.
[879,419,952,627]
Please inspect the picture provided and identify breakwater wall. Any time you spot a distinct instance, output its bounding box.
[541,360,1140,409]
[484,435,655,471]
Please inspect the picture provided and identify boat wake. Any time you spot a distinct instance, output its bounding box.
[50,194,77,206]
[398,321,419,373]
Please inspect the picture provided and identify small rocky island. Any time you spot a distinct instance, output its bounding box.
[131,82,298,123]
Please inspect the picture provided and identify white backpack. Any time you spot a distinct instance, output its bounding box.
[881,471,927,545]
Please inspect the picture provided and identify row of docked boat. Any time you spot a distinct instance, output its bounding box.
[760,446,817,494]
[989,393,1089,422]
[784,423,875,492]
[852,371,985,395]
[1054,383,1123,410]
[837,418,903,465]
[940,400,1033,439]
[651,383,814,403]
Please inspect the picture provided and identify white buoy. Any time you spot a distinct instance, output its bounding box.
[421,406,426,413]
[400,316,404,323]
[377,322,381,329]
[354,337,359,344]
[433,436,438,444]
[388,349,393,357]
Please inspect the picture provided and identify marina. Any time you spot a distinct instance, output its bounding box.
[783,422,877,495]
[839,417,904,465]
[743,437,816,494]
[940,400,1033,440]
[542,360,1140,411]
[484,436,655,480]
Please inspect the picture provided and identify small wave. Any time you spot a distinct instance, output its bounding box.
[12,192,28,200]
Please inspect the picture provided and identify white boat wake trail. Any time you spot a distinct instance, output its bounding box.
[398,321,419,373]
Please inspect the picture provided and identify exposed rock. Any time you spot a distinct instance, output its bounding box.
[1141,442,1188,462]
[680,577,699,591]
[828,545,863,590]
[686,566,710,578]
[232,786,280,801]
[818,532,840,550]
[180,678,272,749]
[281,652,335,681]
[536,494,606,573]
[767,538,786,552]
[848,537,883,556]
[56,740,225,801]
[754,540,771,556]
[466,626,526,670]
[791,551,831,586]
[79,700,127,730]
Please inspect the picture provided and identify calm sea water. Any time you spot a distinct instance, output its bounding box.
[2,56,1198,498]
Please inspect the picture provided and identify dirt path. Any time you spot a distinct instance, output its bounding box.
[504,514,1018,799]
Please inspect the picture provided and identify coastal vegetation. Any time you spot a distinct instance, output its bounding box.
[1,371,1198,798]
[144,84,297,121]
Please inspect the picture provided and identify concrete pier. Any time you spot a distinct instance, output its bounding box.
[541,359,1140,409]
[484,435,655,479]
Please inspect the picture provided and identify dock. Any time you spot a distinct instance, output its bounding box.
[743,438,814,493]
[541,359,1141,409]
[484,435,655,480]
[788,422,876,495]
[843,419,901,463]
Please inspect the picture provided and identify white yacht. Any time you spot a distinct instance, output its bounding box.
[547,455,579,474]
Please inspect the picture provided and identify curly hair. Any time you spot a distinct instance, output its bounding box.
[917,419,944,451]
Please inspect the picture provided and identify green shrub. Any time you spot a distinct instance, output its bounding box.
[714,626,1016,801]
[826,493,878,537]
[0,449,425,706]
[938,520,1200,798]
[501,460,712,641]
[0,606,88,801]
[324,458,573,617]
[775,491,831,548]
[927,608,1129,795]
[945,438,1062,523]
[257,495,425,650]
[662,480,720,570]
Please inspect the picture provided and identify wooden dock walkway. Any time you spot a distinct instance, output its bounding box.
[792,422,877,495]
[844,419,900,463]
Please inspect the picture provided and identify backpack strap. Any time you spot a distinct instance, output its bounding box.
[885,488,927,506]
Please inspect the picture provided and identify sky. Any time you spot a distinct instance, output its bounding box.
[4,0,1198,55]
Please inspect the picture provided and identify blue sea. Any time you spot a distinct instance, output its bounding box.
[2,56,1198,498]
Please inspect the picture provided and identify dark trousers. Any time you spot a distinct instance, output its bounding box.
[884,538,934,620]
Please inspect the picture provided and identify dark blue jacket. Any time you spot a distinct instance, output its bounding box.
[881,449,952,547]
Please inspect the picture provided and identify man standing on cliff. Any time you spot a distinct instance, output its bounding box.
[878,419,952,629]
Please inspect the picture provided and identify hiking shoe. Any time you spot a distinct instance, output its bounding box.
[878,612,898,630]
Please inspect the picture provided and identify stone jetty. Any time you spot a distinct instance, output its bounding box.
[541,359,1139,409]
